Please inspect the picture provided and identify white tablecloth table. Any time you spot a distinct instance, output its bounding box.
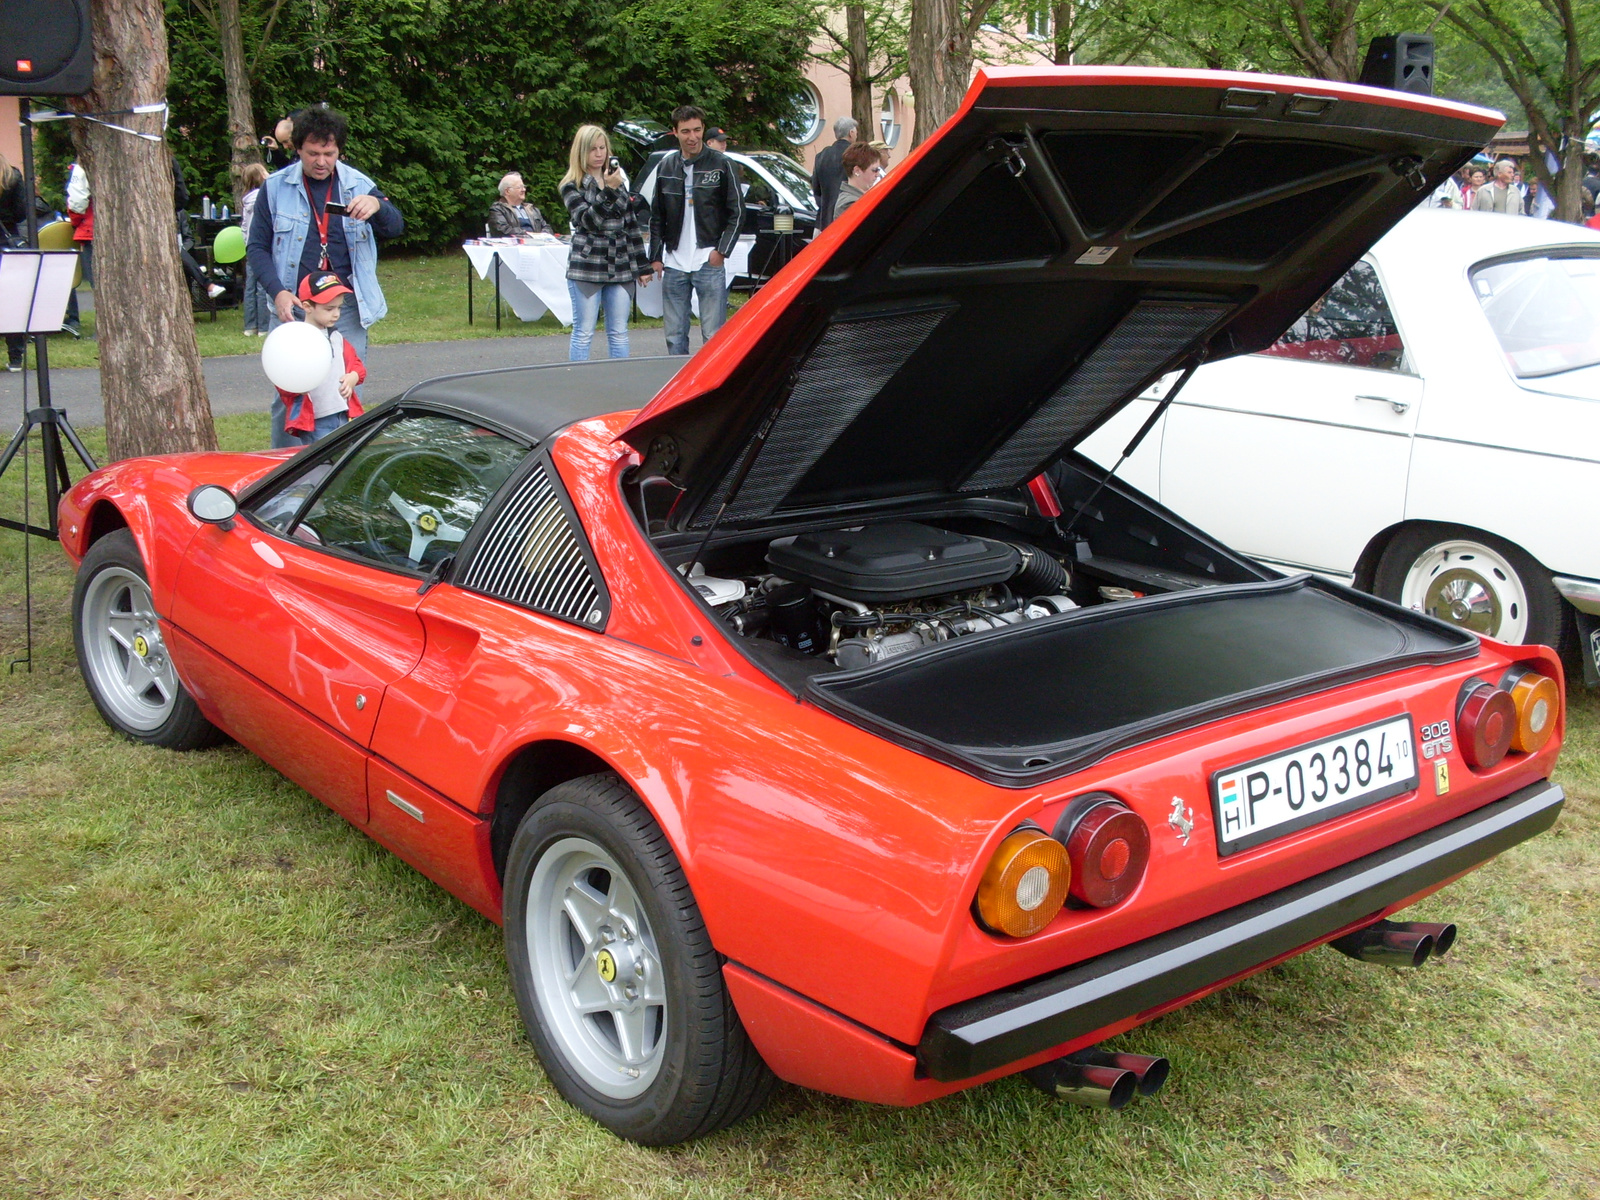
[463,236,755,327]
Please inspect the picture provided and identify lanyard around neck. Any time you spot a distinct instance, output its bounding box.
[304,175,336,269]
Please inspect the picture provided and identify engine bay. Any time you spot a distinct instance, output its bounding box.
[629,453,1281,681]
[684,520,1080,671]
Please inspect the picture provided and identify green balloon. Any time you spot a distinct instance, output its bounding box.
[213,224,247,263]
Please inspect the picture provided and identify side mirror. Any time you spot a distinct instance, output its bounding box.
[187,484,239,530]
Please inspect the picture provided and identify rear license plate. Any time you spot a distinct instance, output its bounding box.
[1210,715,1417,856]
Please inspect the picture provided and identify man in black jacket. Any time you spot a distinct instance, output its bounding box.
[649,105,743,355]
[810,117,857,229]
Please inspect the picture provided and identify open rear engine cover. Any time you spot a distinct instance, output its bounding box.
[766,522,1021,602]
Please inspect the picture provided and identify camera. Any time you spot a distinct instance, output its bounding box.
[324,201,349,216]
[608,156,621,172]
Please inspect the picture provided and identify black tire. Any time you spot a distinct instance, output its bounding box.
[503,773,775,1145]
[1373,522,1571,651]
[72,529,225,750]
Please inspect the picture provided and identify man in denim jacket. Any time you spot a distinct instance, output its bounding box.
[247,104,404,447]
[648,105,743,355]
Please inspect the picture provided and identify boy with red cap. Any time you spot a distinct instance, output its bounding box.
[278,270,366,442]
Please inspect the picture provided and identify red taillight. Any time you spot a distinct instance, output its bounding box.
[1458,681,1516,770]
[1056,797,1149,908]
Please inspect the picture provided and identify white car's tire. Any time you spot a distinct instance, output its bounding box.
[502,773,775,1145]
[1374,524,1567,649]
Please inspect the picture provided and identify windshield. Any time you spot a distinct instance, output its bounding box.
[1471,253,1600,378]
[745,153,815,213]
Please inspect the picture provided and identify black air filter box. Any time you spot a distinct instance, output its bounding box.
[766,522,1020,602]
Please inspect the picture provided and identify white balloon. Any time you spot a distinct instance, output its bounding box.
[261,321,336,393]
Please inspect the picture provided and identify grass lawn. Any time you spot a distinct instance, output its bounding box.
[30,254,675,370]
[2,417,1598,1198]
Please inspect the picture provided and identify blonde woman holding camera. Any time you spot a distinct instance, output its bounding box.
[560,125,651,360]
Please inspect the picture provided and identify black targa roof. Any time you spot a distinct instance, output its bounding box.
[394,358,683,445]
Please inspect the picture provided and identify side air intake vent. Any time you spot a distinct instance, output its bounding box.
[457,460,608,628]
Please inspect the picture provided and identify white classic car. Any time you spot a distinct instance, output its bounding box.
[1081,207,1600,680]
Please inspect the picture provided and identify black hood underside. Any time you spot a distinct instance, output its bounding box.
[623,71,1499,531]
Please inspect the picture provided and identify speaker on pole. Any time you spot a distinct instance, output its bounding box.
[0,0,93,97]
[1359,34,1435,96]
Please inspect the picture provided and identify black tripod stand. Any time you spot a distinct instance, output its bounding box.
[0,97,98,542]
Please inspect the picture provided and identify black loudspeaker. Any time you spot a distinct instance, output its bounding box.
[1360,33,1435,96]
[0,0,93,97]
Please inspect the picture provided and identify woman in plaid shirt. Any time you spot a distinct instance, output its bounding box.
[561,125,653,360]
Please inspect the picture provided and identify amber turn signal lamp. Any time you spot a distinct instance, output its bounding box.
[1457,681,1516,770]
[975,829,1071,938]
[1060,799,1151,908]
[1505,668,1560,754]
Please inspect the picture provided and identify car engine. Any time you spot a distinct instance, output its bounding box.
[691,521,1076,669]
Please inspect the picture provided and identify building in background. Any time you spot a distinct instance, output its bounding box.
[787,24,1052,170]
[1,99,23,170]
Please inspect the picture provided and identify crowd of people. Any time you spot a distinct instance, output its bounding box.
[1428,153,1600,223]
[478,107,764,365]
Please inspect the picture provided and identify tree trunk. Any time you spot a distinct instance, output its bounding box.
[846,5,877,134]
[1556,132,1587,223]
[908,0,967,147]
[1052,0,1074,65]
[218,0,262,206]
[71,0,217,461]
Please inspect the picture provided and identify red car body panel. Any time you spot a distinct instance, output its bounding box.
[59,411,1563,1075]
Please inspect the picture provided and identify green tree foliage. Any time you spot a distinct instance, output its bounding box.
[164,0,817,247]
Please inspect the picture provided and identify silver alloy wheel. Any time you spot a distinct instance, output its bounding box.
[527,836,667,1099]
[1400,538,1529,642]
[78,566,178,732]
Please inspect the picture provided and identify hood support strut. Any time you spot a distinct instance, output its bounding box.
[1060,356,1200,540]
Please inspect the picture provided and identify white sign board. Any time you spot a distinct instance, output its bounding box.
[0,250,78,335]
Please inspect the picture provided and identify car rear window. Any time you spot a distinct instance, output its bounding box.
[1471,253,1600,377]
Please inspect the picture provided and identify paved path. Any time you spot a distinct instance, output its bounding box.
[1,328,678,429]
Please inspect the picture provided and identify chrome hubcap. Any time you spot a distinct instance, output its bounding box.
[79,566,178,732]
[1400,540,1527,642]
[527,837,667,1099]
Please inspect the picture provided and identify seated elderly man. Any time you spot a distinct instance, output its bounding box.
[487,173,551,237]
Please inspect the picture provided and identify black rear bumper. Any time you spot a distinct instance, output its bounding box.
[918,780,1563,1082]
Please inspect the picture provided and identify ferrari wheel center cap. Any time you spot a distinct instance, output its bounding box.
[132,634,150,658]
[596,948,618,983]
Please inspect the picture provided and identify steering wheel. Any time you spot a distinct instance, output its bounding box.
[386,490,469,564]
[357,449,477,567]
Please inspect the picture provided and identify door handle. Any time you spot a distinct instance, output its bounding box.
[1356,394,1410,415]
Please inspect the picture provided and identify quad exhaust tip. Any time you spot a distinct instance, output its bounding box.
[1330,919,1457,968]
[1023,1048,1170,1109]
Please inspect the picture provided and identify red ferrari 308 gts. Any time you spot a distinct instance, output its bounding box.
[61,68,1564,1144]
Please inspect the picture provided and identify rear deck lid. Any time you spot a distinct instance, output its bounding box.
[620,66,1500,530]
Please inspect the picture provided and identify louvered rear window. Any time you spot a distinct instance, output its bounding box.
[456,458,609,629]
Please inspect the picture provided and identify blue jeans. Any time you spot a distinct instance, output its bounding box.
[269,295,367,449]
[567,280,632,361]
[242,263,271,332]
[289,411,349,445]
[662,261,728,355]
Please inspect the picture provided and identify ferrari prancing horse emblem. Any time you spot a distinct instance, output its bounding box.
[418,512,439,534]
[596,948,617,983]
[1168,796,1193,845]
